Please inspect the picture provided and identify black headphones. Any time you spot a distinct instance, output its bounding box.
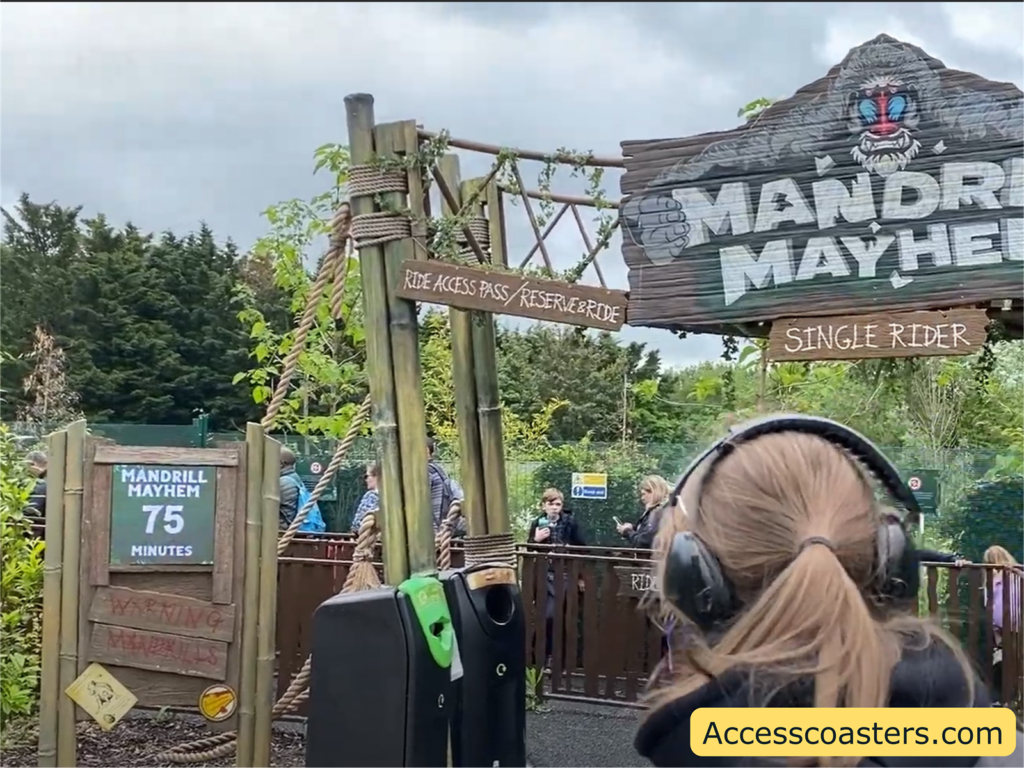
[662,414,921,631]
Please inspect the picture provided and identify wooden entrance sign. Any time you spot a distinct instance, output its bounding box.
[395,258,628,331]
[767,308,989,362]
[77,443,247,720]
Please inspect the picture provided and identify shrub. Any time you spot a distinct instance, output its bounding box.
[0,422,45,726]
[534,441,662,546]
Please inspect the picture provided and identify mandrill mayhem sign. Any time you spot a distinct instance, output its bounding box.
[619,34,1023,333]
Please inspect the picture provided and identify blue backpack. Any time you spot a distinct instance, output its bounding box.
[291,476,327,533]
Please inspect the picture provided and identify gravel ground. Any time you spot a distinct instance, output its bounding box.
[0,713,306,768]
[1,700,647,767]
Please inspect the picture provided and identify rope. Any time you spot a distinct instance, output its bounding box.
[350,210,411,249]
[276,394,372,553]
[261,204,351,431]
[463,532,516,568]
[154,513,381,764]
[157,168,407,764]
[457,216,491,258]
[434,501,463,571]
[348,164,412,250]
[348,165,408,197]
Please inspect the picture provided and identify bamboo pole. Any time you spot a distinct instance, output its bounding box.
[236,423,265,768]
[439,155,487,537]
[56,420,85,768]
[253,436,281,767]
[473,179,511,534]
[346,94,409,585]
[37,428,68,768]
[379,118,432,575]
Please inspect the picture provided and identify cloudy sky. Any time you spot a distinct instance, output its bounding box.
[2,2,1021,368]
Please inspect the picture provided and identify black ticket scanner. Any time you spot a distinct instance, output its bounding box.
[440,563,527,767]
[305,576,455,767]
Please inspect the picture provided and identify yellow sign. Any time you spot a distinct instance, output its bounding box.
[198,683,237,722]
[65,663,137,731]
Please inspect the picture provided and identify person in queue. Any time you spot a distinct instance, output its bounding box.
[427,437,465,536]
[527,488,585,666]
[528,487,585,546]
[617,474,670,549]
[350,462,379,532]
[983,545,1022,703]
[634,414,1022,767]
[25,450,48,519]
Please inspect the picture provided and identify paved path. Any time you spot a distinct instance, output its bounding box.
[527,699,648,767]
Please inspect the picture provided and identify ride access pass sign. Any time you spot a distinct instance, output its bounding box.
[109,465,217,566]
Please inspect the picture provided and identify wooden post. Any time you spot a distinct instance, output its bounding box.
[56,420,86,768]
[473,180,511,534]
[439,154,487,537]
[345,94,410,585]
[236,423,264,768]
[378,118,433,575]
[37,428,68,768]
[253,436,281,767]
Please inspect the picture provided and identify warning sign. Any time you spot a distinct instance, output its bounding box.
[570,472,608,500]
[65,663,137,731]
[198,683,237,722]
[904,469,939,515]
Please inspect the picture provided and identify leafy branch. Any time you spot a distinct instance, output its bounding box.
[233,144,367,438]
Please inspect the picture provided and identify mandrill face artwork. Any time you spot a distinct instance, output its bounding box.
[847,75,922,177]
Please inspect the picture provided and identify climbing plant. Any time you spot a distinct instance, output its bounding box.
[234,144,367,438]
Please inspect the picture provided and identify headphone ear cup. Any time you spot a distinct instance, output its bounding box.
[875,522,917,601]
[663,532,736,631]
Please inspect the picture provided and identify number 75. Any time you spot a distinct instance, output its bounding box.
[143,504,185,535]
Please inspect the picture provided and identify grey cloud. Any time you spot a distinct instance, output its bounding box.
[2,2,1020,370]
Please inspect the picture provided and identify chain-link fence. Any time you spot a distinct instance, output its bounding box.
[7,420,1019,559]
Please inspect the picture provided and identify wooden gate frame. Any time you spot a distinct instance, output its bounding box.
[37,420,282,768]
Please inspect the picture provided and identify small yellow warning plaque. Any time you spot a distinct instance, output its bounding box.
[65,663,137,731]
[198,683,237,722]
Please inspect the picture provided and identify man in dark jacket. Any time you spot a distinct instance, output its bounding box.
[278,447,302,530]
[26,451,47,519]
[427,437,465,536]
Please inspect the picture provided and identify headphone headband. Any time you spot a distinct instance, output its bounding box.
[662,414,920,630]
[670,413,922,523]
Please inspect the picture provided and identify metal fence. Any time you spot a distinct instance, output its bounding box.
[8,420,1018,556]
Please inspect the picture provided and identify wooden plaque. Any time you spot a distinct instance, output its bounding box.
[767,308,989,362]
[614,565,658,599]
[395,259,628,331]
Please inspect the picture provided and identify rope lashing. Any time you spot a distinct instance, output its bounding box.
[458,217,491,250]
[435,501,464,571]
[463,532,516,568]
[153,513,381,764]
[348,164,412,249]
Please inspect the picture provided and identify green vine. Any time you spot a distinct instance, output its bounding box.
[366,132,617,283]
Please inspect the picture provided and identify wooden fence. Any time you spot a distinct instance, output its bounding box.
[24,522,1022,714]
[274,536,1023,714]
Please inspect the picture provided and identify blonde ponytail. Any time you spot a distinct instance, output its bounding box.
[648,432,978,767]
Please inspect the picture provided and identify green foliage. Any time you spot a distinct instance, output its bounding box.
[938,477,1024,564]
[234,143,367,437]
[1,196,258,429]
[738,96,778,121]
[0,421,45,725]
[532,440,667,546]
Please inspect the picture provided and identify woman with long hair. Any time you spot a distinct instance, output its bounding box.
[635,416,1022,767]
[617,474,671,549]
[983,545,1022,704]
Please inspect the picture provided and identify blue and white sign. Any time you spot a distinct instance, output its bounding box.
[570,472,608,500]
